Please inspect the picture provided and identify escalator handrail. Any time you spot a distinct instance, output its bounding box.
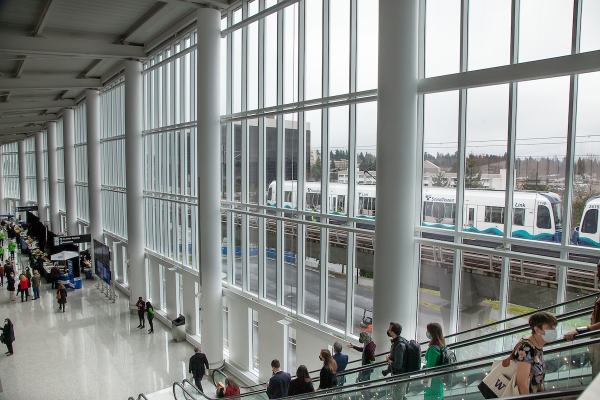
[173,381,200,400]
[236,330,600,399]
[276,333,600,400]
[181,379,213,400]
[444,291,600,340]
[127,394,148,400]
[232,301,597,391]
[211,367,228,387]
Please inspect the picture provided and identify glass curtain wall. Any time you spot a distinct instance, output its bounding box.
[418,0,600,340]
[142,29,199,270]
[23,137,37,203]
[42,131,49,221]
[74,102,90,224]
[100,77,128,239]
[220,0,378,335]
[1,143,19,200]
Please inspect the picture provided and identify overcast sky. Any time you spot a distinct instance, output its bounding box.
[222,0,600,164]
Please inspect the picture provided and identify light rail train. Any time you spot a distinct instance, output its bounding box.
[267,181,563,242]
[572,196,600,247]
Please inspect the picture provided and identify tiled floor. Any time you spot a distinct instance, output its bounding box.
[0,250,212,400]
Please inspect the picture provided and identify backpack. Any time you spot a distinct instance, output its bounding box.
[438,346,456,365]
[401,337,422,373]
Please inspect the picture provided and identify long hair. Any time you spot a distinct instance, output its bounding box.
[4,318,13,329]
[58,283,65,290]
[296,365,312,383]
[225,377,240,391]
[358,332,371,344]
[145,301,153,310]
[591,297,600,325]
[320,349,337,373]
[427,322,445,347]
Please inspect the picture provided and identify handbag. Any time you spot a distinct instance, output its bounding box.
[478,340,527,398]
[56,292,61,300]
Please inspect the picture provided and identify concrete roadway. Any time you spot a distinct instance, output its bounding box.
[223,257,450,341]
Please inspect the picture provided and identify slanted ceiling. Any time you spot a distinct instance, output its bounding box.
[0,0,234,142]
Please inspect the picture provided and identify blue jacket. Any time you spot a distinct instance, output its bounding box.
[267,371,292,399]
[333,352,349,385]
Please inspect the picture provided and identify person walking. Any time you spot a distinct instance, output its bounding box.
[332,341,348,386]
[7,272,16,302]
[25,267,32,298]
[0,263,4,287]
[7,239,16,261]
[19,274,29,302]
[2,318,14,356]
[316,349,338,390]
[188,347,210,392]
[423,323,446,400]
[347,332,376,382]
[0,246,4,262]
[266,359,292,399]
[514,312,558,394]
[287,365,315,396]
[31,270,41,300]
[146,301,154,334]
[135,297,146,329]
[0,229,5,246]
[57,283,67,312]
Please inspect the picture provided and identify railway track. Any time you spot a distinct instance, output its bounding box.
[223,213,599,292]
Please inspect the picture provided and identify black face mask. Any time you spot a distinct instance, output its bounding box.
[319,357,323,362]
[386,330,392,337]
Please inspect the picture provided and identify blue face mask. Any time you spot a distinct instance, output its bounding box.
[426,332,431,340]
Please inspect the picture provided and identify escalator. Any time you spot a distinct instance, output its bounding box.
[176,333,599,400]
[170,291,599,399]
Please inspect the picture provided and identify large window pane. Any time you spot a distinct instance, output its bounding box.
[356,102,377,226]
[425,0,460,77]
[328,106,349,216]
[305,0,323,101]
[329,0,350,96]
[581,0,600,53]
[356,0,378,91]
[468,0,511,71]
[353,233,374,335]
[327,228,347,331]
[265,218,277,302]
[304,226,321,321]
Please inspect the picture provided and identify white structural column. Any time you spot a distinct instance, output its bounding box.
[86,89,103,242]
[0,147,4,215]
[63,108,77,234]
[17,139,27,207]
[124,60,147,304]
[35,131,46,218]
[47,122,60,232]
[196,8,223,365]
[372,0,420,346]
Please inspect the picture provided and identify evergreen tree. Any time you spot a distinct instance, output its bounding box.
[465,153,483,188]
[431,170,450,187]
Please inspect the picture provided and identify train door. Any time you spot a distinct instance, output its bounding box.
[467,206,475,227]
[329,195,337,212]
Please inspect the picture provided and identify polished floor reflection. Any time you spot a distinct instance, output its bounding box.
[0,261,203,400]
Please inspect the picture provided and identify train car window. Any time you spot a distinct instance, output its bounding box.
[358,197,364,213]
[268,186,273,202]
[423,201,433,217]
[306,193,321,209]
[536,205,552,230]
[485,206,504,224]
[513,208,525,226]
[581,209,598,234]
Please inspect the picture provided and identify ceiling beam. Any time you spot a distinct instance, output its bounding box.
[157,0,231,8]
[0,77,102,91]
[122,3,181,45]
[144,10,197,54]
[0,125,45,135]
[83,59,110,78]
[0,35,146,59]
[32,0,56,37]
[0,100,76,112]
[0,114,58,126]
[14,57,27,78]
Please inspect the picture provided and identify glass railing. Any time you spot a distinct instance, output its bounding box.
[232,331,600,400]
[221,292,599,393]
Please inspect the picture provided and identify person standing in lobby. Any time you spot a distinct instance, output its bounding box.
[31,270,41,300]
[57,283,67,312]
[135,297,146,329]
[7,239,16,261]
[2,318,14,356]
[189,347,210,392]
[0,263,4,287]
[7,272,15,302]
[145,301,154,334]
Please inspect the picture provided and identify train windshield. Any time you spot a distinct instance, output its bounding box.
[552,203,562,230]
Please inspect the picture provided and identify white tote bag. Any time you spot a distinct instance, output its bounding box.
[478,340,527,398]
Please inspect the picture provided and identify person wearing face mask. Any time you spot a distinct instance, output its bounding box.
[385,322,408,400]
[317,349,338,390]
[423,323,445,400]
[514,312,558,394]
[2,318,14,356]
[347,331,376,382]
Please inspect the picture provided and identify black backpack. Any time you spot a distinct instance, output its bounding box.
[433,345,456,365]
[401,337,422,373]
